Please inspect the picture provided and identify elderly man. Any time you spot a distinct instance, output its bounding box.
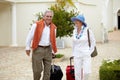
[26,10,57,80]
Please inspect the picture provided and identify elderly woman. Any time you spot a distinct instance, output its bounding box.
[71,15,96,80]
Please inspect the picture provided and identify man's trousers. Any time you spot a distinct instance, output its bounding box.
[32,46,52,80]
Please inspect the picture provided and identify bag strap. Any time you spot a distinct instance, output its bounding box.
[87,29,91,47]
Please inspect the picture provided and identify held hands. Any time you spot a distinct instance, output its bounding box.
[26,50,31,56]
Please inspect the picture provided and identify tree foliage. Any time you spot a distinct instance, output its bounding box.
[50,0,78,38]
[56,0,76,8]
[32,0,78,38]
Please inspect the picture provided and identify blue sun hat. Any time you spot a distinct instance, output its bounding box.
[71,15,87,27]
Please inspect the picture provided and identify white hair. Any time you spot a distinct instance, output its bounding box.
[43,10,54,17]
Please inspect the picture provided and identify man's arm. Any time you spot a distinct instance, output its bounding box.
[25,23,36,56]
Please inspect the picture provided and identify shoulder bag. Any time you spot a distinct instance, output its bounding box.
[87,29,98,57]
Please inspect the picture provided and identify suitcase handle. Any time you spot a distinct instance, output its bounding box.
[70,56,75,78]
[70,56,74,66]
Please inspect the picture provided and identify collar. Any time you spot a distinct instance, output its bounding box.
[44,21,50,27]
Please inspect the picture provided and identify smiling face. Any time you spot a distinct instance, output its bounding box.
[74,20,83,28]
[43,11,53,26]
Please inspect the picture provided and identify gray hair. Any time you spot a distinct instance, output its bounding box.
[43,10,54,17]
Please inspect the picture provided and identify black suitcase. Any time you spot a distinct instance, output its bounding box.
[50,65,63,80]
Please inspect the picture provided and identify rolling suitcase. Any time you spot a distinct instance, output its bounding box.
[50,57,63,80]
[66,56,75,80]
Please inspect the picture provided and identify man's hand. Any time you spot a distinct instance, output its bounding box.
[52,53,56,59]
[26,50,31,56]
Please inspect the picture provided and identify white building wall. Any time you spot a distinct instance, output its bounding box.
[1,0,119,47]
[107,0,113,31]
[0,0,106,47]
[86,5,103,43]
[75,0,103,42]
[113,0,120,29]
[16,2,54,46]
[0,3,12,46]
[62,0,104,47]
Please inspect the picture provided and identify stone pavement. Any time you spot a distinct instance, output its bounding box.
[0,30,120,80]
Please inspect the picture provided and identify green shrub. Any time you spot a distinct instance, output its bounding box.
[99,59,120,80]
[55,54,64,58]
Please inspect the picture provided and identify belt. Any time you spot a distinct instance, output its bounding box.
[38,45,50,48]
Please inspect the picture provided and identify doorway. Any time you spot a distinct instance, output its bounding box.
[117,10,120,29]
[118,16,120,29]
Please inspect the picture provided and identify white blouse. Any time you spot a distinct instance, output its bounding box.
[72,26,96,57]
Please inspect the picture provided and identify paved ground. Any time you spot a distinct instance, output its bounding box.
[0,30,120,80]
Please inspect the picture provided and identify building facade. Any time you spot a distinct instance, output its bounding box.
[0,0,120,47]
